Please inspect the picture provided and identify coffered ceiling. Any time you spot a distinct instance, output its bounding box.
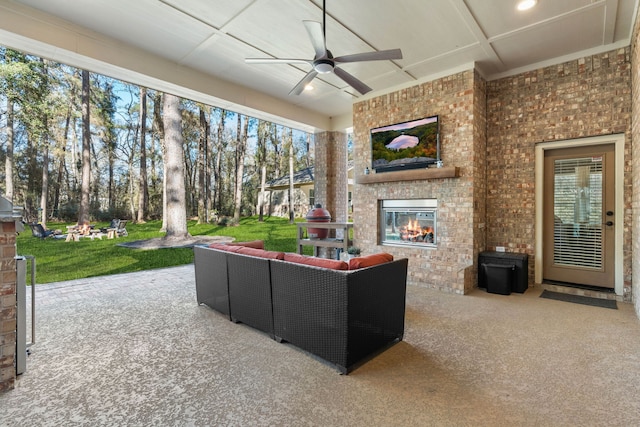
[0,0,637,131]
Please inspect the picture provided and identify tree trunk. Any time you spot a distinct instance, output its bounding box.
[233,114,248,224]
[127,145,137,221]
[137,87,148,222]
[288,129,294,223]
[306,133,312,167]
[271,124,280,179]
[53,103,72,217]
[53,146,66,218]
[197,107,208,224]
[162,93,189,239]
[213,109,226,213]
[39,140,49,227]
[4,99,14,201]
[152,92,166,230]
[78,69,91,225]
[259,165,266,222]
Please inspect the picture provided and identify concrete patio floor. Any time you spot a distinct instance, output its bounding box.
[1,264,640,426]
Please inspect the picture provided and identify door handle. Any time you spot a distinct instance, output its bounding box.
[605,221,614,226]
[606,211,614,216]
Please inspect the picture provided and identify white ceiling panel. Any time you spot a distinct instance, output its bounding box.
[158,0,256,29]
[492,7,608,69]
[1,0,637,128]
[467,0,601,39]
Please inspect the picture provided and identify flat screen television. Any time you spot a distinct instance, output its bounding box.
[370,115,440,173]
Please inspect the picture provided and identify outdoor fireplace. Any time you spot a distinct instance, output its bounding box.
[380,199,437,247]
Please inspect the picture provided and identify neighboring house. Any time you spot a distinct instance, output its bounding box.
[258,162,354,219]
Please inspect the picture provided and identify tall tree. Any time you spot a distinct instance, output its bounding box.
[162,93,188,238]
[78,69,91,224]
[4,98,14,200]
[137,86,148,222]
[233,114,248,223]
[197,105,209,224]
[1,48,14,200]
[152,91,165,224]
[287,128,294,223]
[35,59,55,226]
[270,123,281,179]
[213,108,226,213]
[39,127,50,227]
[256,120,268,222]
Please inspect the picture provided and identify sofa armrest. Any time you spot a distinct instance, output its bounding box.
[226,252,275,338]
[194,246,231,318]
[345,258,408,366]
[270,258,408,373]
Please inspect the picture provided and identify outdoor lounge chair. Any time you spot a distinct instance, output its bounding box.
[116,220,128,237]
[29,223,55,239]
[100,218,120,233]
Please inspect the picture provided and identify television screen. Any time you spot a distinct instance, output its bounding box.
[370,116,439,173]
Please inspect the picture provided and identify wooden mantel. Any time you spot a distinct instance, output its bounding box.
[355,166,459,184]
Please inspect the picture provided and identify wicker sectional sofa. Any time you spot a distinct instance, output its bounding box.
[194,244,408,374]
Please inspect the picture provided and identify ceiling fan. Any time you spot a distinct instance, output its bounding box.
[245,0,403,96]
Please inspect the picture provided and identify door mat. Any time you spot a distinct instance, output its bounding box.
[540,290,617,309]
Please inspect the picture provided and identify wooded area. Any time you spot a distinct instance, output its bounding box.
[0,47,314,229]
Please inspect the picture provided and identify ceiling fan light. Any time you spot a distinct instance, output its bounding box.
[314,60,334,74]
[517,0,537,11]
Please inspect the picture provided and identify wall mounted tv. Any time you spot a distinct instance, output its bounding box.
[370,115,440,173]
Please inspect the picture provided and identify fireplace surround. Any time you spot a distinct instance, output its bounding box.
[380,199,438,248]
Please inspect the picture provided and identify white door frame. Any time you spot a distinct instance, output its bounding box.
[534,134,625,295]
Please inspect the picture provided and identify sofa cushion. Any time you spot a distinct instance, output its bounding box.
[208,243,243,252]
[228,240,265,249]
[237,246,285,260]
[283,253,349,270]
[348,253,394,270]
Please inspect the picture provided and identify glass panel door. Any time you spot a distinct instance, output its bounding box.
[543,144,614,288]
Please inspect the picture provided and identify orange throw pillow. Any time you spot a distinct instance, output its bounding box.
[237,246,285,260]
[283,253,348,270]
[348,253,394,270]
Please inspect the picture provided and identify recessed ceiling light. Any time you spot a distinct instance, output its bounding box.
[517,0,537,11]
[304,84,314,91]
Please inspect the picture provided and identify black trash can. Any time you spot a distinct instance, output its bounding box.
[478,251,529,293]
[481,263,514,295]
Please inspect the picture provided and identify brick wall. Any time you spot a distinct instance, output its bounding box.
[471,70,488,290]
[487,47,632,299]
[631,12,640,315]
[0,221,17,392]
[353,70,485,294]
[346,48,632,296]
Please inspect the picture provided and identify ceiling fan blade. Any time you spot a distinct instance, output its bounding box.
[333,67,372,95]
[245,58,311,65]
[289,69,318,96]
[303,21,327,58]
[334,48,403,64]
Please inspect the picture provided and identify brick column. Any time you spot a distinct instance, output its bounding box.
[0,220,17,392]
[314,131,348,257]
[314,131,348,222]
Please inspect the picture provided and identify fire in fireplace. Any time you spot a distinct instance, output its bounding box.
[380,199,437,247]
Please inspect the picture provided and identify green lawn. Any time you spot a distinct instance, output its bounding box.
[17,216,305,284]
